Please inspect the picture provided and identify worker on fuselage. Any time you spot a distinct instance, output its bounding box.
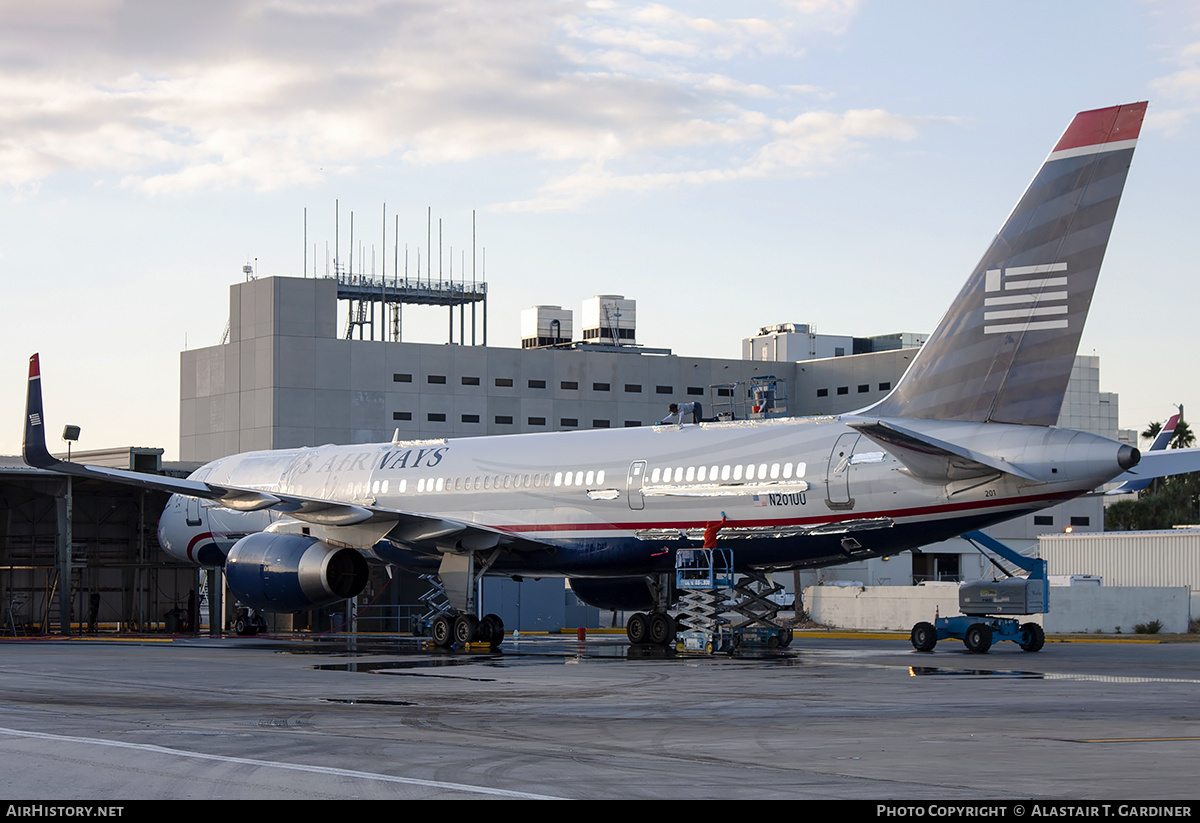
[660,401,701,425]
[703,512,728,549]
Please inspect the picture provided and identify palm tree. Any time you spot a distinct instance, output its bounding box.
[1142,421,1162,443]
[1171,419,1194,449]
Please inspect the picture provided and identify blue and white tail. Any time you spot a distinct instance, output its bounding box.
[868,102,1147,426]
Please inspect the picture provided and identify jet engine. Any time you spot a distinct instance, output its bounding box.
[224,532,369,613]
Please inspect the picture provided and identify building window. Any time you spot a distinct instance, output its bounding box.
[834,347,845,357]
[858,384,869,393]
[879,382,891,391]
[392,373,412,383]
[593,419,610,428]
[716,387,733,397]
[687,387,704,396]
[392,412,412,421]
[817,388,829,398]
[461,414,480,423]
[656,385,673,394]
[461,376,480,386]
[427,375,446,385]
[625,384,642,393]
[624,421,640,427]
[836,387,848,395]
[528,379,546,389]
[1070,516,1090,527]
[561,381,578,390]
[494,415,513,425]
[560,418,579,427]
[592,382,610,392]
[495,378,513,387]
[528,417,546,426]
[1034,515,1053,526]
[427,413,446,422]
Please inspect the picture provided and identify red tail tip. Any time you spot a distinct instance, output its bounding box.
[28,353,40,379]
[1053,102,1148,153]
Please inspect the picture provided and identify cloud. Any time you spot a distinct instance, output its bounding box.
[500,108,925,212]
[0,0,885,204]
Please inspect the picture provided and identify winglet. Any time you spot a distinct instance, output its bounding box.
[23,353,59,469]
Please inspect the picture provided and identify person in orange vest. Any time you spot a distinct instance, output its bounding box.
[703,512,728,549]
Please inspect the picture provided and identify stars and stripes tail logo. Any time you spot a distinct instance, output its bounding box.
[983,263,1068,334]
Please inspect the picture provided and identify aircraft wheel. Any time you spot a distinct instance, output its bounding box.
[454,614,479,645]
[431,614,454,648]
[235,616,250,636]
[626,612,650,645]
[481,613,505,647]
[964,623,993,654]
[648,612,675,646]
[1019,622,1045,653]
[911,621,938,652]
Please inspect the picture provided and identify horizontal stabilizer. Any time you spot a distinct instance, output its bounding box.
[847,418,1039,482]
[1107,447,1200,489]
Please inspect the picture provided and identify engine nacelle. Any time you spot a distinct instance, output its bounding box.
[224,532,369,612]
[570,577,677,612]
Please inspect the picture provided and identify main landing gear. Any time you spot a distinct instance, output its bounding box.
[427,609,506,649]
[623,574,678,649]
[417,547,507,650]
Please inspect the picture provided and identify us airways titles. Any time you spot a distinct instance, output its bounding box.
[287,446,450,477]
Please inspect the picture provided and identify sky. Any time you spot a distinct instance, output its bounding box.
[3,0,1200,460]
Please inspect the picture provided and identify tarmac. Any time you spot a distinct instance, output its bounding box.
[1,630,1198,800]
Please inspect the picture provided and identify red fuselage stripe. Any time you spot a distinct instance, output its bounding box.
[185,532,215,563]
[492,490,1075,534]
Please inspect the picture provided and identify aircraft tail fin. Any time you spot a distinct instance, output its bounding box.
[23,353,59,469]
[867,102,1147,426]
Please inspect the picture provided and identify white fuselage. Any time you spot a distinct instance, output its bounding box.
[159,415,1128,577]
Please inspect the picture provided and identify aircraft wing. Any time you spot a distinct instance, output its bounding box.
[22,353,548,553]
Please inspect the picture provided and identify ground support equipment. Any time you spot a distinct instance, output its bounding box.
[910,530,1047,654]
[671,549,792,652]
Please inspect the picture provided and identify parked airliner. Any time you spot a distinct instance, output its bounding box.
[27,102,1186,647]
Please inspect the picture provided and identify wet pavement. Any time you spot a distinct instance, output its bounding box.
[1,632,1198,799]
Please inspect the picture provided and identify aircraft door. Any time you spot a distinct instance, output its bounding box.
[627,460,647,510]
[185,496,202,527]
[825,433,859,510]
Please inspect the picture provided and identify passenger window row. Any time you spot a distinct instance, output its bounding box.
[648,462,806,484]
[370,469,610,495]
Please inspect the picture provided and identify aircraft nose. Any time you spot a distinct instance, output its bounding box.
[157,495,184,556]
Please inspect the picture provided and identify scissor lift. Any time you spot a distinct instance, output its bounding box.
[674,549,792,652]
